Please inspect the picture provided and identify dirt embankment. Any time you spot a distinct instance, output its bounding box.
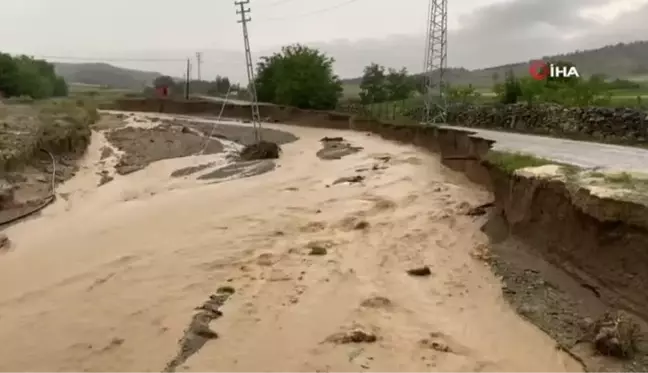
[110,98,648,370]
[0,100,98,229]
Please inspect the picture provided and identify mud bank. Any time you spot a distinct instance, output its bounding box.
[110,99,648,370]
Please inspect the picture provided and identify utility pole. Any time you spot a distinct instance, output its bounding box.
[422,0,448,125]
[235,0,262,143]
[196,52,202,81]
[184,58,191,100]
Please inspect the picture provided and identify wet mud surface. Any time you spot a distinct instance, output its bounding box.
[316,137,363,160]
[170,162,216,178]
[197,160,276,182]
[105,125,223,175]
[181,120,299,146]
[164,286,235,372]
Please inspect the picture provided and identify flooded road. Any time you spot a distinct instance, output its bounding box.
[0,117,581,371]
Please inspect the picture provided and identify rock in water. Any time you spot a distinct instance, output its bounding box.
[239,141,281,160]
[407,266,432,276]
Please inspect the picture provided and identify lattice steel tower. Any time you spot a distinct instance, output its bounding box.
[422,0,448,125]
[236,0,262,142]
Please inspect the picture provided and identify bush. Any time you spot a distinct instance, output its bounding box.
[0,52,69,99]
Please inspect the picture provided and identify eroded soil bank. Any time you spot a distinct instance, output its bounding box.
[0,115,581,371]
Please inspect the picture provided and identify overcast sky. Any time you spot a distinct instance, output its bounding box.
[1,0,647,82]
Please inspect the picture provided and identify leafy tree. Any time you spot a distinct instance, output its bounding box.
[53,77,69,97]
[498,70,522,104]
[255,44,342,110]
[0,54,68,99]
[359,63,388,104]
[518,77,546,105]
[207,76,231,95]
[385,67,415,101]
[413,75,427,95]
[153,75,175,89]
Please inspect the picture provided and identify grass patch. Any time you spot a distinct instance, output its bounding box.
[590,171,648,192]
[484,151,557,173]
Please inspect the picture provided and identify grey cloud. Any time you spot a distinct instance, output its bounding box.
[189,0,648,81]
[7,0,648,83]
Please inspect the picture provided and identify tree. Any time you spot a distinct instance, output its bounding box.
[0,53,21,97]
[209,76,231,95]
[153,75,175,89]
[0,54,67,99]
[255,44,343,110]
[518,77,545,105]
[385,67,415,101]
[498,69,522,104]
[359,63,388,104]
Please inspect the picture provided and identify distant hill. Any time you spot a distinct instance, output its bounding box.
[53,62,163,90]
[343,40,648,89]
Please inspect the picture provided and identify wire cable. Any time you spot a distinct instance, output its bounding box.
[263,0,299,6]
[33,55,187,62]
[196,84,235,155]
[257,0,364,22]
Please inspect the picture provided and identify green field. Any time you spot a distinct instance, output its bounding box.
[342,82,648,109]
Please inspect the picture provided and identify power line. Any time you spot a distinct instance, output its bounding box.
[264,0,298,6]
[32,55,187,62]
[258,0,364,22]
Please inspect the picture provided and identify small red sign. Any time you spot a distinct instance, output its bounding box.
[156,86,169,97]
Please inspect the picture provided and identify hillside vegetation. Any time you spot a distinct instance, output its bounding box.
[343,40,648,89]
[53,62,162,90]
[0,53,68,99]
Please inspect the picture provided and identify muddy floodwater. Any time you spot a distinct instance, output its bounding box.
[0,116,581,371]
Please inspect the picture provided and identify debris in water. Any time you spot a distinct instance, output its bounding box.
[591,311,640,358]
[327,328,377,344]
[307,240,333,256]
[239,141,281,160]
[407,266,432,277]
[163,286,235,372]
[360,296,393,309]
[321,136,344,142]
[308,246,327,256]
[333,175,364,185]
[353,220,370,230]
[0,233,9,250]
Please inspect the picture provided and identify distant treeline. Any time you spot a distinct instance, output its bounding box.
[0,53,68,99]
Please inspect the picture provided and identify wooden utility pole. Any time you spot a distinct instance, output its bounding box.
[235,0,262,142]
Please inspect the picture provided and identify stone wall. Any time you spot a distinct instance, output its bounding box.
[113,98,648,145]
[446,103,648,145]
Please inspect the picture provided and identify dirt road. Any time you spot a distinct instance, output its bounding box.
[0,117,581,371]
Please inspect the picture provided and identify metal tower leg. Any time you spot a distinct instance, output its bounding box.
[423,0,448,126]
